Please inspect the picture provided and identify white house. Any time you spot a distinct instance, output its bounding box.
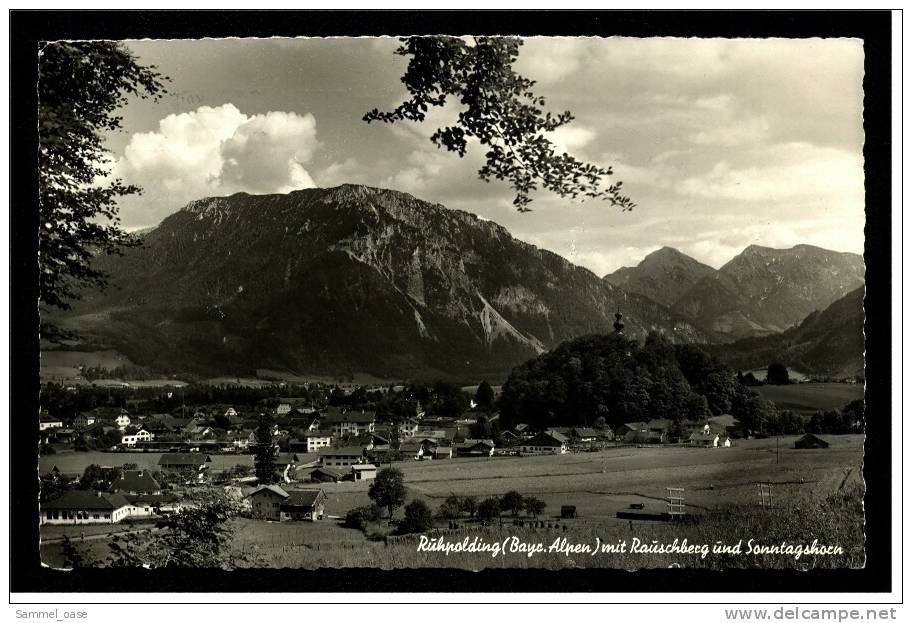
[351,464,377,481]
[39,413,64,431]
[518,431,568,455]
[319,446,365,467]
[121,428,154,447]
[114,414,131,430]
[304,431,333,453]
[399,419,420,437]
[322,410,376,437]
[41,491,133,525]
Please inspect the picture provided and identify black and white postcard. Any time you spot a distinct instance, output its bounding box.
[10,10,895,600]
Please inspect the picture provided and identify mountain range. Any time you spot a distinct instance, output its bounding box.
[49,184,864,381]
[605,243,864,340]
[54,185,708,380]
[707,285,865,380]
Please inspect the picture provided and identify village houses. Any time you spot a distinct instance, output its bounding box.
[247,485,327,521]
[319,446,365,467]
[519,430,569,455]
[41,490,133,525]
[322,409,376,437]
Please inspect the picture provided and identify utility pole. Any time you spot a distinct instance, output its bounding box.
[776,434,780,464]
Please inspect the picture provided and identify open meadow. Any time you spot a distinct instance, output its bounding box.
[310,435,864,519]
[41,435,864,570]
[752,383,863,414]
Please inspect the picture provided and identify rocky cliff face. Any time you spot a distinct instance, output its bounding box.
[708,285,865,379]
[605,246,717,308]
[65,184,709,380]
[672,244,864,338]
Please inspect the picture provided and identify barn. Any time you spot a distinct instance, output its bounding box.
[794,434,830,449]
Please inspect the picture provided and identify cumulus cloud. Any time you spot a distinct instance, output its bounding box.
[314,157,364,188]
[112,104,320,226]
[548,125,597,156]
[515,38,589,84]
[675,143,864,204]
[218,110,318,193]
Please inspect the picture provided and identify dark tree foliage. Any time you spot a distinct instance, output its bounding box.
[766,362,791,385]
[344,504,382,531]
[398,499,434,534]
[38,42,167,339]
[364,36,635,213]
[106,495,250,568]
[765,409,805,435]
[77,464,122,491]
[734,394,778,436]
[499,490,525,516]
[39,472,70,502]
[476,497,502,524]
[368,467,407,518]
[252,414,278,484]
[806,406,859,435]
[437,495,463,520]
[841,398,864,430]
[523,496,546,518]
[474,380,495,411]
[459,495,478,518]
[499,332,762,431]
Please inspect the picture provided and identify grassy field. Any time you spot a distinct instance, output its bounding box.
[41,436,864,569]
[753,383,863,414]
[306,435,864,519]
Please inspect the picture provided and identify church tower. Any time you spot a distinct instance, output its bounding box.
[613,308,624,335]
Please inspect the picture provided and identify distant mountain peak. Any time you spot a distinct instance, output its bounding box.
[604,247,716,308]
[65,185,708,380]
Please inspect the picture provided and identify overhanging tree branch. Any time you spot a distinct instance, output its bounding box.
[364,36,636,213]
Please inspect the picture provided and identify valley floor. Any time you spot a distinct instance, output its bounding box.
[41,435,864,570]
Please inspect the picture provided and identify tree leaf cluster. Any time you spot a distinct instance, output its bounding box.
[365,36,635,212]
[39,42,167,338]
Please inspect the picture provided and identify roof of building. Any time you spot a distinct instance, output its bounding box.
[158,453,212,466]
[618,421,648,432]
[647,419,673,431]
[572,427,601,438]
[351,464,377,471]
[458,438,495,448]
[282,489,324,508]
[550,429,572,442]
[111,469,161,493]
[273,452,303,464]
[322,410,376,425]
[303,430,333,438]
[39,413,63,423]
[525,431,567,446]
[123,492,181,505]
[310,467,344,478]
[247,484,289,499]
[795,433,830,448]
[319,446,364,456]
[42,490,131,511]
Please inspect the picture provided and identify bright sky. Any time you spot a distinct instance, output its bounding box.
[106,37,865,275]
